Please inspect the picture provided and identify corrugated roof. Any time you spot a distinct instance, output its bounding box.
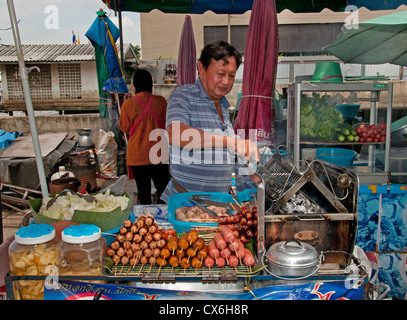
[0,43,137,63]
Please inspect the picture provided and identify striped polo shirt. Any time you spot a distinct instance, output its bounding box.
[160,77,237,203]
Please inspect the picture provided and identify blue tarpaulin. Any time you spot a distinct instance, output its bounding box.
[0,129,23,149]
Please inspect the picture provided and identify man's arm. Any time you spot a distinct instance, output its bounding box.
[166,122,259,162]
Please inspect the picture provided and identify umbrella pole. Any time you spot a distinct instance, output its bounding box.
[6,0,49,198]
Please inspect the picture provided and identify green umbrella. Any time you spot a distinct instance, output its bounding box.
[324,10,407,66]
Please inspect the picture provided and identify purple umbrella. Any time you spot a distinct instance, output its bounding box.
[177,15,197,86]
[234,0,278,145]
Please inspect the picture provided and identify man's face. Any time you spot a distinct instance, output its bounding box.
[198,56,237,101]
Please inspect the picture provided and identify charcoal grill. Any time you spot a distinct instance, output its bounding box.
[256,149,358,273]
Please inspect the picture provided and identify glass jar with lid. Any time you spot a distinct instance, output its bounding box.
[8,223,57,300]
[57,224,106,281]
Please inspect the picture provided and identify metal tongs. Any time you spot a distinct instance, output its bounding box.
[46,189,95,209]
[189,195,235,217]
[188,196,218,218]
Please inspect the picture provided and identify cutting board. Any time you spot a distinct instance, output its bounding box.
[0,132,68,158]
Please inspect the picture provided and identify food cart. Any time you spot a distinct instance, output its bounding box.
[4,152,380,301]
[4,0,405,302]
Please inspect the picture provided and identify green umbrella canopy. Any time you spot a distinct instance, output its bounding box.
[324,10,407,66]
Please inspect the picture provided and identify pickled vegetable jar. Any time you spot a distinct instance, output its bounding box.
[57,224,106,280]
[8,224,57,300]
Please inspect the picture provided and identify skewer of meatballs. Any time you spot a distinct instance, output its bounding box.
[107,215,255,276]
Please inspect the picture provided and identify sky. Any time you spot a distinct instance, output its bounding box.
[0,0,141,46]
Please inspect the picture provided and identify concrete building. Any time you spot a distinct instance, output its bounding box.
[138,6,407,110]
[0,43,138,115]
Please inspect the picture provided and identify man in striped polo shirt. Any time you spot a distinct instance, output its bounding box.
[160,41,259,203]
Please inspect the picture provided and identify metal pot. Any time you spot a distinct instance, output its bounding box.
[263,240,322,280]
[77,128,94,148]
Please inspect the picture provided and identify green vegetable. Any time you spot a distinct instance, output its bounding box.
[300,93,344,141]
[39,190,130,221]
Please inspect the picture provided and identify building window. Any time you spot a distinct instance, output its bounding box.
[58,63,82,99]
[279,23,343,55]
[203,23,343,56]
[5,64,52,100]
[204,25,248,54]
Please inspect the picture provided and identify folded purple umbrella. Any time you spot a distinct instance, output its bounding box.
[234,0,279,144]
[177,15,197,86]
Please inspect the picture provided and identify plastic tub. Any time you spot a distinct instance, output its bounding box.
[334,104,360,120]
[316,147,357,166]
[167,192,236,233]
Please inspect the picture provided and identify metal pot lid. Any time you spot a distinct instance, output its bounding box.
[265,240,319,268]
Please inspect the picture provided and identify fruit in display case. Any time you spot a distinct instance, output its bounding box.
[334,122,359,143]
[354,123,386,143]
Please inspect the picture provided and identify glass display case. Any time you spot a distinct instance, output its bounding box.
[286,82,393,184]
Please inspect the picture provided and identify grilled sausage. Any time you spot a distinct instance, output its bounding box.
[204,256,215,268]
[215,256,226,268]
[208,241,220,259]
[213,232,227,250]
[228,255,239,268]
[220,225,236,243]
[220,247,231,259]
[243,248,255,266]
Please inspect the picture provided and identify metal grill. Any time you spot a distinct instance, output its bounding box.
[257,150,303,214]
[106,263,254,277]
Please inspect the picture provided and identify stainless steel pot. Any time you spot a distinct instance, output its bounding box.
[77,128,94,148]
[263,240,322,280]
